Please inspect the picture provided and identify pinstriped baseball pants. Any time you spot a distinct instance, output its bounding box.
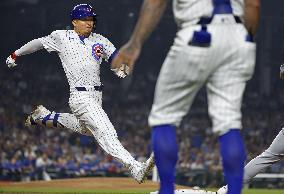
[54,90,141,168]
[149,23,256,135]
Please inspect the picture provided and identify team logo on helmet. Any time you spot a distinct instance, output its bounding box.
[92,43,103,61]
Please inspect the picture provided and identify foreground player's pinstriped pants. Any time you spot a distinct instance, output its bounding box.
[149,21,256,135]
[54,90,140,168]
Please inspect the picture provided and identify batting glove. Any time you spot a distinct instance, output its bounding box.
[111,64,130,78]
[6,52,17,68]
[280,64,284,79]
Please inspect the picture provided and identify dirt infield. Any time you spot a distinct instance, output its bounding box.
[0,177,190,193]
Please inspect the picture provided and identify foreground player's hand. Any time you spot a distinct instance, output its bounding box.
[111,64,130,78]
[6,53,17,68]
[111,41,141,74]
[280,64,284,79]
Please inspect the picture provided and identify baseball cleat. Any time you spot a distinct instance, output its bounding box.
[216,186,227,194]
[139,152,155,183]
[25,115,36,127]
[130,153,155,184]
[25,105,51,127]
[150,189,217,194]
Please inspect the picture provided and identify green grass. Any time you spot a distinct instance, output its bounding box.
[242,189,283,194]
[0,188,283,194]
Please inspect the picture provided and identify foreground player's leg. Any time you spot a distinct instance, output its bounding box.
[152,125,178,194]
[206,62,252,194]
[25,105,154,183]
[219,129,246,194]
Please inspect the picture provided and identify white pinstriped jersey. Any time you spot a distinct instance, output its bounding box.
[173,0,244,26]
[39,30,116,88]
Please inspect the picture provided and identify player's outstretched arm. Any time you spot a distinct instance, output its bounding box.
[244,0,260,36]
[111,0,168,73]
[6,39,44,68]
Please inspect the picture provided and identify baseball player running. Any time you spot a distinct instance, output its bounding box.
[6,3,154,183]
[112,0,260,194]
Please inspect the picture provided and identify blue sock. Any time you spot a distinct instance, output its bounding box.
[152,125,178,194]
[219,129,246,194]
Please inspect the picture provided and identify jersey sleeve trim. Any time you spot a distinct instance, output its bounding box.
[108,49,118,64]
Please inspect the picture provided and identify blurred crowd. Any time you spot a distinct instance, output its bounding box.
[1,0,284,190]
[1,59,284,186]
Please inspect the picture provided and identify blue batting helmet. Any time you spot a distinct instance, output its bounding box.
[70,4,96,20]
